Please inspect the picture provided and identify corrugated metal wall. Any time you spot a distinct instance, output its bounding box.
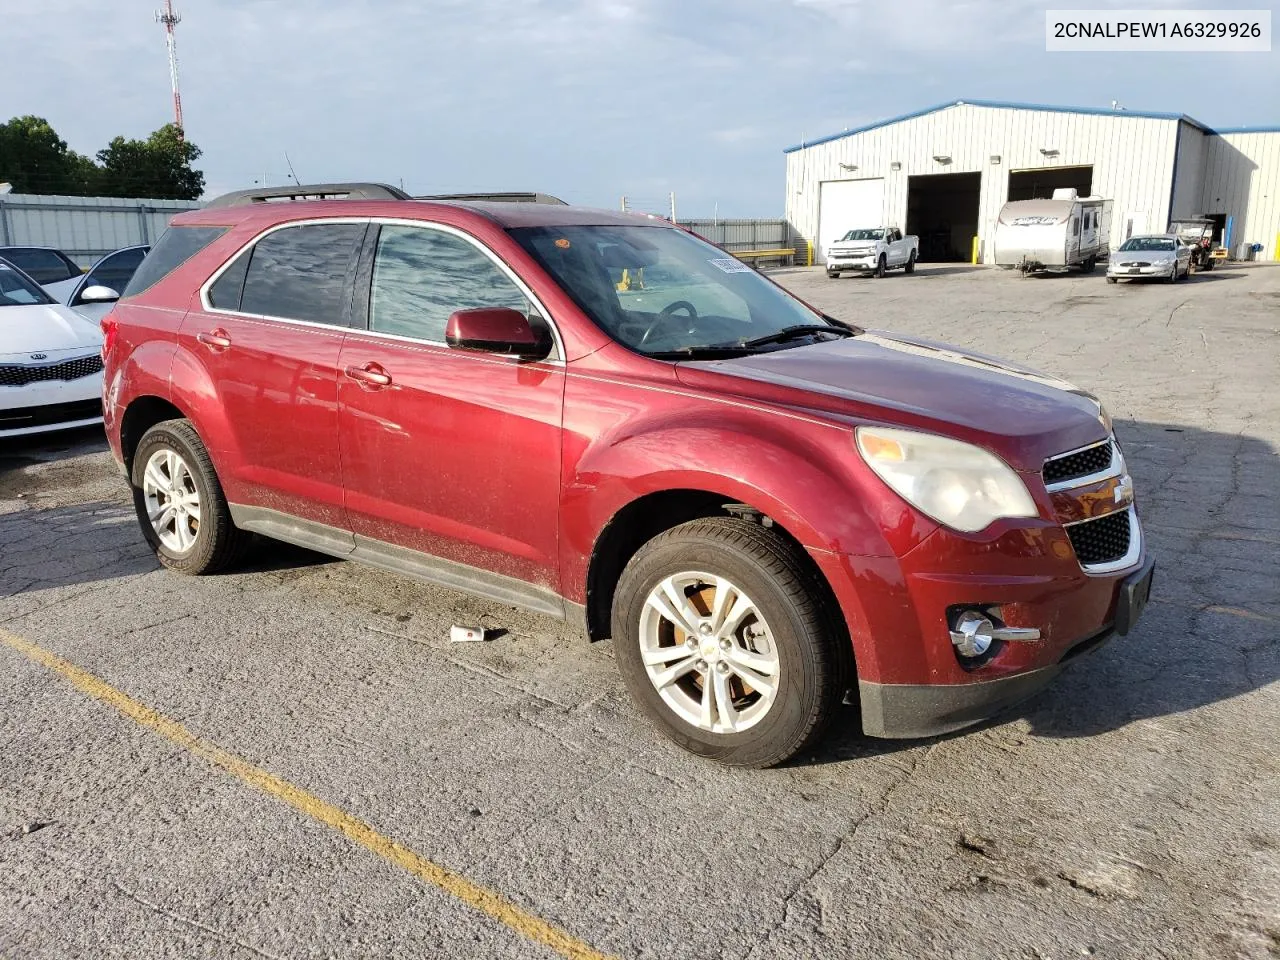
[785,102,1183,264]
[1200,131,1280,259]
[0,193,203,267]
[680,218,789,252]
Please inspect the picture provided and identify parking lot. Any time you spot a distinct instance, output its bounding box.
[2,262,1278,959]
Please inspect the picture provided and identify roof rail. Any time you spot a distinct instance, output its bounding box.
[417,192,568,205]
[205,182,411,209]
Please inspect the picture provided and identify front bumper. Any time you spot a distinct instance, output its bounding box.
[0,375,103,437]
[859,554,1153,737]
[828,255,878,271]
[1108,263,1175,278]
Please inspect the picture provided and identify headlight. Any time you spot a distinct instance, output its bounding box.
[855,426,1039,533]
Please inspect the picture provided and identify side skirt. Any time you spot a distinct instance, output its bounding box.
[229,504,574,621]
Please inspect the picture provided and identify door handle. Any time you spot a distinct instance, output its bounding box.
[344,363,392,388]
[197,329,232,351]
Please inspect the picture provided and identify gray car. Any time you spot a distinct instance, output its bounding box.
[1106,233,1191,283]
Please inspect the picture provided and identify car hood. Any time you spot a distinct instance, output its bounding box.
[0,302,103,359]
[674,330,1109,469]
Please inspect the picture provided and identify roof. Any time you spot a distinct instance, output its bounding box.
[783,98,1223,153]
[173,198,663,231]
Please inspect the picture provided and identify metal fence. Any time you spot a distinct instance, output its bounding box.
[0,193,203,267]
[678,218,790,253]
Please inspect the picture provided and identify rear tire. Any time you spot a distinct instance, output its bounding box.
[131,419,250,575]
[611,518,848,767]
[904,251,917,274]
[1083,256,1097,273]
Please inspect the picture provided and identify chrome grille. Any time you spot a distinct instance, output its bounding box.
[1066,510,1132,566]
[0,354,103,387]
[1043,439,1114,487]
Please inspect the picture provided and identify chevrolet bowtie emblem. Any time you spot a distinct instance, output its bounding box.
[1114,475,1135,506]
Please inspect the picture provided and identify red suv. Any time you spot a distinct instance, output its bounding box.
[102,183,1153,767]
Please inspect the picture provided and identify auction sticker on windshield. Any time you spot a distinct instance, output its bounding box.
[708,258,751,274]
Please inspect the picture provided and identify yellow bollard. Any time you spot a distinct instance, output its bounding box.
[1274,232,1280,261]
[971,236,980,265]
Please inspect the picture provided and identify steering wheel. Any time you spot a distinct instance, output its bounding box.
[639,301,699,347]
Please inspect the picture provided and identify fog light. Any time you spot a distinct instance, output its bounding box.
[950,610,995,658]
[949,609,1042,659]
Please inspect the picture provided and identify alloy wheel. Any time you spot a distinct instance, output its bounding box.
[141,448,202,553]
[638,571,781,734]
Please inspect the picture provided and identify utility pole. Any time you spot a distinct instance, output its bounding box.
[156,0,185,138]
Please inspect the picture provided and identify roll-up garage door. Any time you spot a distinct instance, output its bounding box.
[818,178,885,262]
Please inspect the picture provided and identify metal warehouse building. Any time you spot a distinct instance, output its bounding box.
[784,99,1280,265]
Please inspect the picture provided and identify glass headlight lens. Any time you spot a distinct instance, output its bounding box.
[856,426,1038,533]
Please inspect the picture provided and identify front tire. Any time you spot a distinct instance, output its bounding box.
[611,518,848,767]
[874,255,887,279]
[826,270,840,279]
[1106,277,1118,284]
[131,419,249,575]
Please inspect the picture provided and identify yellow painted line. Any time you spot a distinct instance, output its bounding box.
[0,628,614,960]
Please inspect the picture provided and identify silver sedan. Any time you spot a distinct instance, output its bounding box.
[1107,234,1192,283]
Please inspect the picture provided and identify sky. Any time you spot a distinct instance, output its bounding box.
[3,0,1277,216]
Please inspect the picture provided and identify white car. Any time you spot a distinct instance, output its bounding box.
[43,244,147,323]
[0,259,106,437]
[1106,234,1191,284]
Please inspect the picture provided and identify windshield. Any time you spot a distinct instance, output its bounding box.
[510,224,847,357]
[0,262,56,307]
[840,229,884,241]
[1119,237,1176,252]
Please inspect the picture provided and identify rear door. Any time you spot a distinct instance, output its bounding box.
[179,220,366,539]
[336,222,564,595]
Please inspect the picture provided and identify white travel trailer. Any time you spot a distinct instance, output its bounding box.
[994,189,1112,274]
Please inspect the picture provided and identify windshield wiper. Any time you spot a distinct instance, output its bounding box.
[737,324,856,349]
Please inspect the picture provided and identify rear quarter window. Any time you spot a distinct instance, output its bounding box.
[123,226,228,298]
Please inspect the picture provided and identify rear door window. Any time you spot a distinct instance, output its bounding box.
[124,226,227,297]
[238,223,364,325]
[367,225,534,342]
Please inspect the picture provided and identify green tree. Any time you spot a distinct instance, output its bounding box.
[0,115,97,194]
[95,123,205,200]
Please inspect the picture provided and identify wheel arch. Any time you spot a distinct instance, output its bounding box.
[582,488,851,666]
[120,395,190,480]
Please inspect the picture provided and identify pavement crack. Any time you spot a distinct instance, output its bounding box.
[110,881,287,959]
[740,746,936,960]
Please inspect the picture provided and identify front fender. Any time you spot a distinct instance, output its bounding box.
[561,409,936,596]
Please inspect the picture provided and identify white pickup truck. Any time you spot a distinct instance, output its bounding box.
[826,227,919,278]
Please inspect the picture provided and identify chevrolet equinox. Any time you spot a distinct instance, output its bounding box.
[102,183,1154,767]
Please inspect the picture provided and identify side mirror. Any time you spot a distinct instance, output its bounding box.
[445,307,551,360]
[79,284,120,304]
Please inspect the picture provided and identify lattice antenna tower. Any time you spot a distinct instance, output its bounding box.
[156,0,185,138]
